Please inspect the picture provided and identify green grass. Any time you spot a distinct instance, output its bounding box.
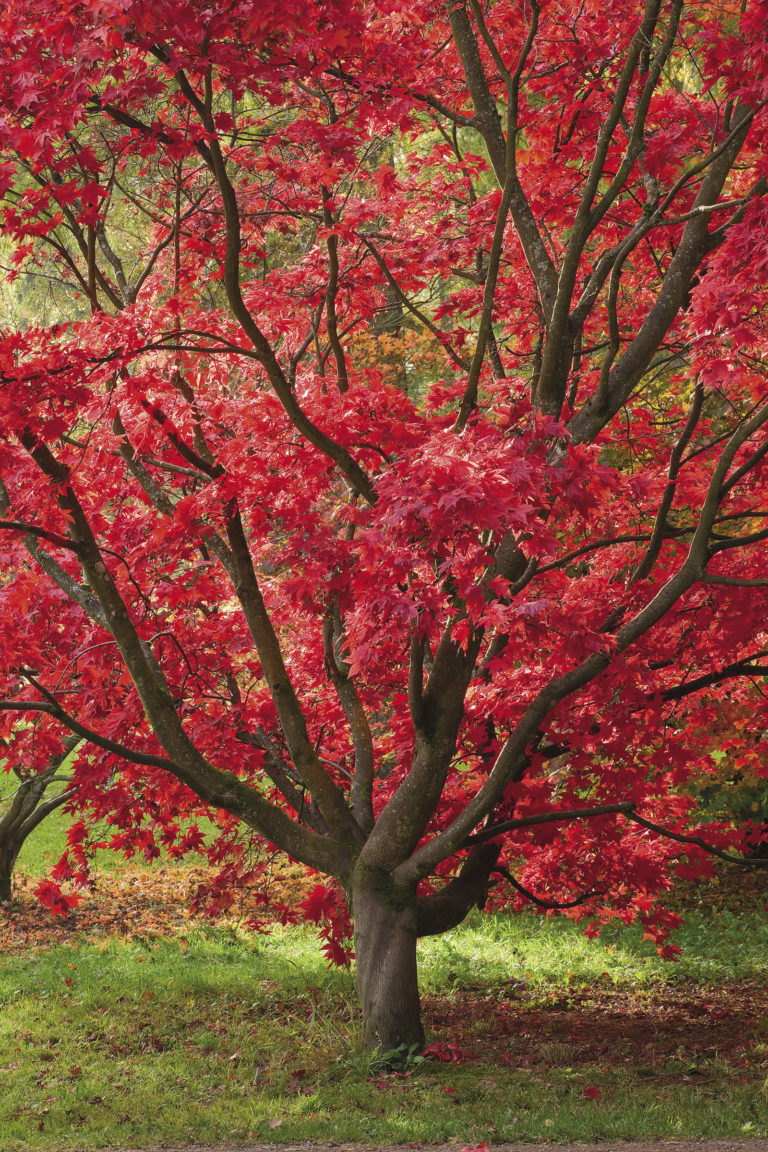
[14,799,219,875]
[420,903,768,987]
[7,804,768,1148]
[13,793,78,874]
[2,905,768,1150]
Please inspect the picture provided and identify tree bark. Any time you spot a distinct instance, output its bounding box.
[416,843,501,936]
[351,844,502,1052]
[373,282,409,394]
[352,876,424,1052]
[0,839,18,903]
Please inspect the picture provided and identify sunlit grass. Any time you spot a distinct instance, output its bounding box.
[14,801,220,876]
[419,902,768,987]
[1,906,768,1150]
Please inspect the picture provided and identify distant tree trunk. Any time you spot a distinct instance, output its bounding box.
[373,283,409,394]
[0,736,79,902]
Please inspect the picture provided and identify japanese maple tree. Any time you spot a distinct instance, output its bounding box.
[1,0,768,1051]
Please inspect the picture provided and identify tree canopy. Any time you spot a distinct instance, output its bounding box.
[1,0,767,1049]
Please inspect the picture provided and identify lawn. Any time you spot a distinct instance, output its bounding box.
[2,806,768,1149]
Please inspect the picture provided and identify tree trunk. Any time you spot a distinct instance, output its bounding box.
[351,845,503,1052]
[374,282,409,394]
[0,839,18,903]
[352,879,424,1052]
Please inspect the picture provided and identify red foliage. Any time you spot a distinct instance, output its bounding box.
[300,883,354,967]
[0,0,766,1040]
[33,880,81,917]
[423,1041,469,1064]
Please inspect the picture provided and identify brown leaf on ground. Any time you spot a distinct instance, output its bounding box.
[421,979,768,1076]
[0,861,314,953]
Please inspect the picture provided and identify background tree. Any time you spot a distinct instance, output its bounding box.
[0,0,768,1052]
[0,735,77,903]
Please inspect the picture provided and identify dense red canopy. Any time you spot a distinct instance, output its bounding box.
[0,0,767,1047]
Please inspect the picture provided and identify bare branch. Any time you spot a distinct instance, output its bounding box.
[703,574,768,587]
[446,0,558,319]
[663,651,768,701]
[632,380,705,581]
[172,74,376,503]
[626,810,767,867]
[322,185,349,394]
[362,237,469,373]
[495,865,601,910]
[464,802,635,846]
[323,605,375,834]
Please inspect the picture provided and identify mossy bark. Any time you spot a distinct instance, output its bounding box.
[352,880,424,1052]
